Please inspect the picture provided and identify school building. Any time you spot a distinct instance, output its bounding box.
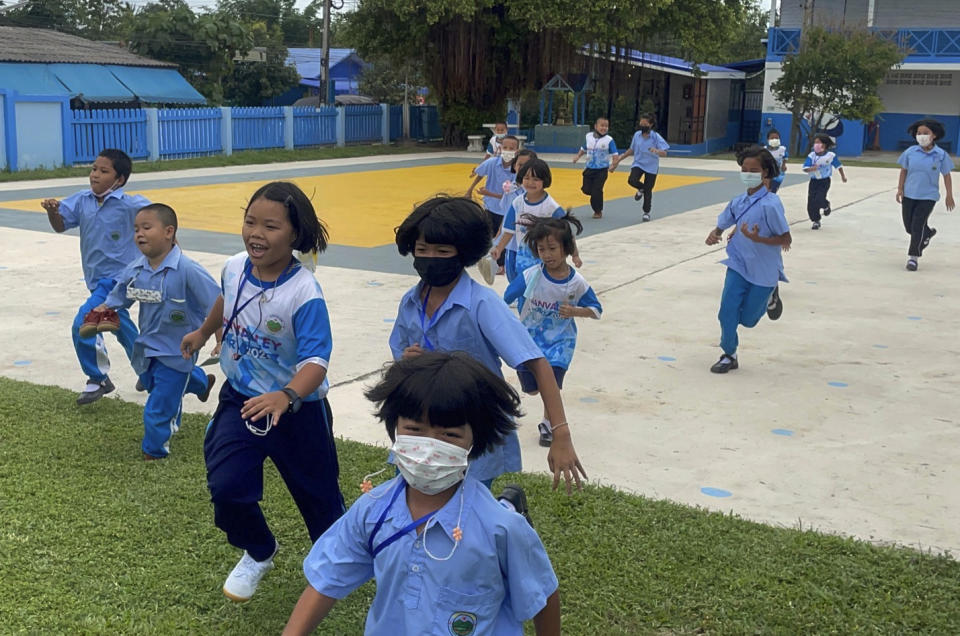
[762,0,960,155]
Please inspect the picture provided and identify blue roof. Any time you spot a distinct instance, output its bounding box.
[107,65,205,104]
[286,48,365,80]
[0,63,67,95]
[48,63,135,102]
[589,47,745,78]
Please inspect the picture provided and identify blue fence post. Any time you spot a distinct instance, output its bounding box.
[381,103,389,145]
[220,107,232,156]
[145,108,160,162]
[336,106,345,147]
[284,106,294,150]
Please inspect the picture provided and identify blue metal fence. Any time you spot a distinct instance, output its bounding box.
[233,106,285,150]
[410,105,441,140]
[389,105,403,141]
[293,106,338,147]
[71,109,148,163]
[344,104,382,143]
[158,108,222,159]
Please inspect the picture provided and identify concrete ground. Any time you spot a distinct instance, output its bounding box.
[1,152,957,556]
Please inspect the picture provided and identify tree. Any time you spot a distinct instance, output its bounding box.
[223,22,301,105]
[0,0,134,39]
[357,57,425,104]
[771,27,904,155]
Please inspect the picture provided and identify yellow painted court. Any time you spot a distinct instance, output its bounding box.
[5,163,718,247]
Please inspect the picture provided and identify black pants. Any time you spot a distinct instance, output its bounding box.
[627,168,657,213]
[485,209,505,266]
[901,197,936,257]
[807,178,831,221]
[581,167,609,214]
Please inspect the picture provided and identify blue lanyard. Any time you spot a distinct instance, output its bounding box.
[733,190,770,226]
[418,287,443,351]
[367,479,435,558]
[223,261,293,359]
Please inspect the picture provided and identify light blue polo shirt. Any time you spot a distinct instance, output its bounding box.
[474,156,515,215]
[303,475,558,635]
[106,245,220,374]
[716,188,791,288]
[58,188,151,290]
[629,130,669,173]
[897,144,954,201]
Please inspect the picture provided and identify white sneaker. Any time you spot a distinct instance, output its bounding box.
[477,255,496,285]
[222,543,277,602]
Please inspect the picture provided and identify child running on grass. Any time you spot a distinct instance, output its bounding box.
[283,352,560,636]
[389,196,587,493]
[504,213,601,446]
[572,116,619,218]
[96,203,219,459]
[180,182,345,603]
[610,113,669,222]
[765,129,788,193]
[492,148,537,282]
[468,135,521,283]
[41,148,150,405]
[705,146,791,374]
[896,118,955,271]
[803,133,847,230]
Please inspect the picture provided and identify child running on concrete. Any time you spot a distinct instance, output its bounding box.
[491,148,537,282]
[389,195,587,493]
[97,203,219,459]
[180,181,345,603]
[41,148,150,405]
[765,129,788,193]
[283,352,560,636]
[572,116,619,218]
[705,146,791,374]
[611,113,669,222]
[504,213,601,446]
[803,133,847,230]
[468,135,521,283]
[896,118,955,271]
[484,120,509,160]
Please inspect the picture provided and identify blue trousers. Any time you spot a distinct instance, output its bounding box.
[72,278,138,382]
[140,359,209,458]
[718,268,774,356]
[204,381,345,561]
[505,250,518,282]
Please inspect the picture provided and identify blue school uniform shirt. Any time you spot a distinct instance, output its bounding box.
[504,193,565,273]
[105,245,220,375]
[716,188,791,288]
[629,130,669,173]
[57,188,151,290]
[767,145,788,184]
[582,132,619,169]
[219,252,332,401]
[803,150,842,180]
[503,264,601,369]
[474,156,515,214]
[897,144,954,201]
[303,475,558,636]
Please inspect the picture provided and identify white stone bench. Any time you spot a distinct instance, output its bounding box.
[467,135,484,152]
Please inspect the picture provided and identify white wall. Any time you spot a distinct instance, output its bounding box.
[877,71,960,115]
[761,64,789,113]
[874,0,960,28]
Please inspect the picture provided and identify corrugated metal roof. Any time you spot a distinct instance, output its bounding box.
[286,48,364,80]
[0,26,175,68]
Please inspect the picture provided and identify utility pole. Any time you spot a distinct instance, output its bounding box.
[321,0,332,105]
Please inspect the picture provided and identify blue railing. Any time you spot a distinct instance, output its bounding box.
[71,109,148,163]
[344,104,382,143]
[233,106,285,151]
[292,106,338,147]
[410,105,441,140]
[768,27,960,61]
[390,105,403,141]
[158,108,222,159]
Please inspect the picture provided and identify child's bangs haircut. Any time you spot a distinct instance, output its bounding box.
[365,351,521,459]
[395,196,491,267]
[98,148,132,185]
[522,210,582,255]
[518,158,552,188]
[907,118,945,141]
[737,144,780,179]
[766,128,781,139]
[246,181,328,254]
[812,133,833,149]
[500,135,519,148]
[639,113,656,127]
[511,149,537,175]
[138,203,178,236]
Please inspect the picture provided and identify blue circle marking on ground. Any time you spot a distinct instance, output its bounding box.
[907,316,922,321]
[580,397,599,403]
[658,356,676,362]
[382,318,394,323]
[0,266,7,270]
[45,311,60,316]
[13,360,31,366]
[805,281,817,285]
[701,487,732,498]
[367,281,383,287]
[873,344,888,349]
[771,428,794,436]
[828,381,848,388]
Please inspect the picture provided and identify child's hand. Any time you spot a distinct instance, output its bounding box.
[41,198,60,213]
[947,195,956,211]
[548,435,586,494]
[211,341,222,357]
[241,391,288,427]
[94,303,108,312]
[740,223,762,242]
[558,303,577,318]
[705,229,722,245]
[181,330,208,359]
[896,189,903,203]
[402,344,426,359]
[608,161,618,172]
[572,254,583,268]
[571,155,579,163]
[490,246,502,261]
[841,175,848,183]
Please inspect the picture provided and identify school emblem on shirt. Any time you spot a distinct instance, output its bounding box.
[266,316,284,333]
[448,612,477,636]
[110,231,120,241]
[169,310,186,323]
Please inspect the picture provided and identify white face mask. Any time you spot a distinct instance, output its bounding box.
[768,138,781,149]
[916,134,933,147]
[392,435,470,495]
[500,150,516,163]
[740,172,764,189]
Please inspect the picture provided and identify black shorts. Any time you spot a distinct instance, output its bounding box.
[516,364,566,394]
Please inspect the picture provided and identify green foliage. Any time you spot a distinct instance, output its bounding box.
[357,58,425,105]
[223,22,301,105]
[0,0,134,40]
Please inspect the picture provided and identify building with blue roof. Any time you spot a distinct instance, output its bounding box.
[264,48,367,105]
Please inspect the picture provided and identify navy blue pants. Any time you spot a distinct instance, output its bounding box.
[204,381,345,561]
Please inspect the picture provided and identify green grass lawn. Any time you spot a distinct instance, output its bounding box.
[1,377,958,634]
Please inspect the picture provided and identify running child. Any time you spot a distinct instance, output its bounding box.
[97,203,219,459]
[765,129,788,193]
[504,213,601,446]
[389,195,587,493]
[803,133,847,229]
[572,117,619,218]
[492,148,537,281]
[283,352,560,635]
[610,113,669,222]
[896,118,955,271]
[704,146,791,374]
[484,120,509,160]
[468,135,520,282]
[41,148,149,405]
[180,181,345,603]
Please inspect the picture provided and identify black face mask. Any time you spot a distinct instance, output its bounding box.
[413,256,462,287]
[639,125,651,134]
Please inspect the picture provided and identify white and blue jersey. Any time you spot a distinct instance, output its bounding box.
[717,189,791,288]
[105,245,220,375]
[767,145,788,184]
[303,475,558,636]
[503,264,601,369]
[582,132,619,169]
[219,252,332,401]
[629,130,669,173]
[58,188,151,290]
[473,156,515,214]
[504,193,565,273]
[898,144,954,201]
[486,135,503,156]
[803,150,842,180]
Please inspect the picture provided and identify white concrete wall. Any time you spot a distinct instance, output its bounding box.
[761,64,790,113]
[874,0,960,28]
[877,71,960,115]
[706,79,730,139]
[15,101,63,170]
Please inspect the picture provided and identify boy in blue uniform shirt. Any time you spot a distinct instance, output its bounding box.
[284,352,561,636]
[611,113,669,221]
[99,203,219,458]
[42,148,150,405]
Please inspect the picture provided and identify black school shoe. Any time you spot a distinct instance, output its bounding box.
[76,377,115,405]
[198,374,217,402]
[822,205,831,216]
[710,355,739,374]
[922,227,937,249]
[811,221,821,230]
[634,190,643,202]
[498,484,533,527]
[766,287,783,321]
[906,258,918,271]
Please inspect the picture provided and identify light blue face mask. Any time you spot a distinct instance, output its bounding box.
[740,172,764,189]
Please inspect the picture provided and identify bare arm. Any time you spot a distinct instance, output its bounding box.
[944,172,955,210]
[283,586,338,635]
[897,167,907,202]
[572,149,585,163]
[181,295,224,358]
[740,225,792,248]
[490,231,513,259]
[533,590,561,635]
[41,199,66,232]
[838,166,847,182]
[527,357,586,493]
[466,174,483,197]
[240,362,327,426]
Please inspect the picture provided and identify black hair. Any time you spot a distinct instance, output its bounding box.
[395,196,491,267]
[493,121,507,128]
[500,135,519,148]
[907,118,945,141]
[97,148,132,186]
[246,181,328,254]
[517,158,552,188]
[639,113,656,128]
[595,116,609,125]
[812,133,833,149]
[766,128,781,139]
[511,149,537,175]
[521,210,582,256]
[736,144,780,179]
[365,351,521,459]
[137,203,178,239]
